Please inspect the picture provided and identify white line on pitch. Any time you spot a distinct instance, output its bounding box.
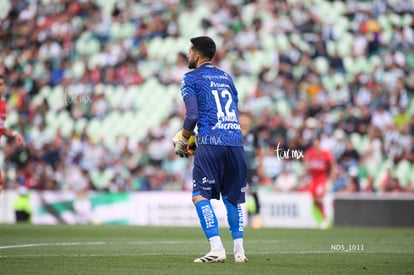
[0,242,106,250]
[0,239,284,250]
[0,251,413,258]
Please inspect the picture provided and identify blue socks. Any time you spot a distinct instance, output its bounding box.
[195,200,219,240]
[223,196,244,240]
[195,197,244,246]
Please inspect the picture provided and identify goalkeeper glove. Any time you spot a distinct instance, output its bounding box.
[174,132,189,158]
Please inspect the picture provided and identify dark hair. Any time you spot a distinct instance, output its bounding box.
[190,36,216,60]
[0,74,5,81]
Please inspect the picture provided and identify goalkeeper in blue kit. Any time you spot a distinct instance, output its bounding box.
[174,36,248,263]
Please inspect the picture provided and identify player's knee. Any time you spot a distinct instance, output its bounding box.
[192,195,208,205]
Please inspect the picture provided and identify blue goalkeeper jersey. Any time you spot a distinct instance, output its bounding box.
[181,63,243,147]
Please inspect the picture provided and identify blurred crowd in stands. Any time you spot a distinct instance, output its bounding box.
[0,0,413,194]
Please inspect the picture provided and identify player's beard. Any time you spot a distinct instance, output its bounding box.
[188,57,197,69]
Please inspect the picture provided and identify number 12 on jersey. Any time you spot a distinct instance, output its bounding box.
[211,89,236,118]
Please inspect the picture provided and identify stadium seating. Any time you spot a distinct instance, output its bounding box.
[0,0,412,193]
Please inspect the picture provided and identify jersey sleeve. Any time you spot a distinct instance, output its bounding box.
[181,74,196,101]
[183,96,199,131]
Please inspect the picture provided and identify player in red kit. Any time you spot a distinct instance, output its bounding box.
[304,136,335,229]
[0,75,25,192]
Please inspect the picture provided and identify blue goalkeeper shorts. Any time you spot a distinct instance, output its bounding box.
[192,144,247,204]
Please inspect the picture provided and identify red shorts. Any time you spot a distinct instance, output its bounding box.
[309,177,327,197]
[0,170,2,185]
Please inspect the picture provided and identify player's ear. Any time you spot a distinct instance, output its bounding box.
[193,51,199,61]
[193,49,201,61]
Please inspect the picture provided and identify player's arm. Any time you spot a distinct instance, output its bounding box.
[175,96,198,157]
[328,162,336,183]
[327,152,336,183]
[175,76,198,157]
[182,96,199,138]
[2,128,25,146]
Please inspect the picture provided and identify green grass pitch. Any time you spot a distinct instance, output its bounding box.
[0,224,413,274]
